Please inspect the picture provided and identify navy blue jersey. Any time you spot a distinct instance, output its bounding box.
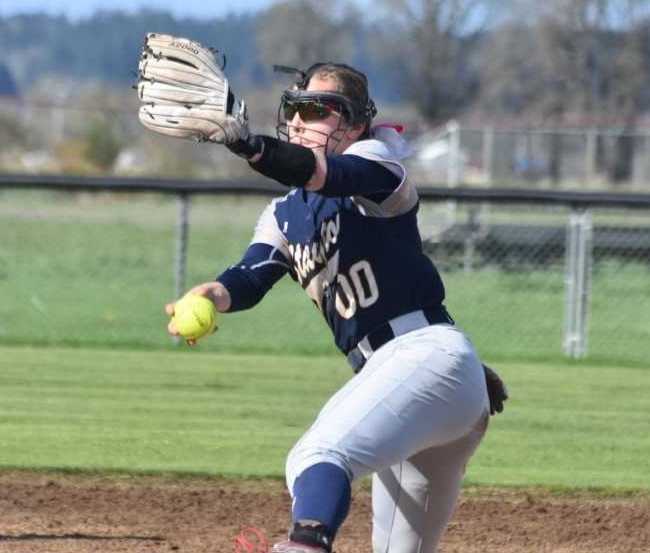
[218,127,446,354]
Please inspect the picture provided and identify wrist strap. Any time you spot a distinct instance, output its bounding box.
[226,133,265,160]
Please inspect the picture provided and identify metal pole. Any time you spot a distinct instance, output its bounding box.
[173,193,190,343]
[463,206,479,273]
[633,136,646,186]
[480,127,494,226]
[563,208,593,358]
[585,129,597,186]
[575,209,593,357]
[446,120,460,226]
[563,211,578,356]
[447,120,461,187]
[482,126,494,185]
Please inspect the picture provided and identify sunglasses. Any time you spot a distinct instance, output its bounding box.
[283,100,341,122]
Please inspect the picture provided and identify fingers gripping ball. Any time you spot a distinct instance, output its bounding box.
[172,294,218,341]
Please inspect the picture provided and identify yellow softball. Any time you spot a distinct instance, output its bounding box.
[172,294,218,341]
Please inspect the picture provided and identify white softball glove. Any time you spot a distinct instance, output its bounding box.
[137,33,248,144]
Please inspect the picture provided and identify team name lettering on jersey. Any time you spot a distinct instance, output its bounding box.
[288,213,340,286]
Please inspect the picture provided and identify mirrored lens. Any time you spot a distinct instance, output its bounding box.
[282,103,298,121]
[283,101,335,122]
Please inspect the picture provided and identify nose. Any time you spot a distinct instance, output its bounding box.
[291,111,305,131]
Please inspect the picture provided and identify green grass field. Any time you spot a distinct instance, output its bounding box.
[1,345,649,492]
[1,191,649,496]
[1,191,650,364]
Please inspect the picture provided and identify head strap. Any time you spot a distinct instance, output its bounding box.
[273,65,308,87]
[273,62,377,126]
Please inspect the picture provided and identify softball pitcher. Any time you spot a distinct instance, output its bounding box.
[137,34,508,553]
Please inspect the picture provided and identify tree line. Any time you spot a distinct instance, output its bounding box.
[2,0,650,129]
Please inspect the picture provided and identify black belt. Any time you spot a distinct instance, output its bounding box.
[346,305,454,373]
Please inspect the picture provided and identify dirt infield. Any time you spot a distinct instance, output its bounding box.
[0,472,648,553]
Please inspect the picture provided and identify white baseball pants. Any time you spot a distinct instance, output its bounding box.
[285,323,489,553]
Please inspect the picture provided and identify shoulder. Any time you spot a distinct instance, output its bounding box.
[343,125,412,184]
[260,189,328,233]
[263,189,303,217]
[252,194,296,253]
[345,126,418,217]
[343,125,413,164]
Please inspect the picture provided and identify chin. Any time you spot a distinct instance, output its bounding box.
[290,137,323,149]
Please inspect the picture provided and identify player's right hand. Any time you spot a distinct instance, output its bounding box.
[164,302,188,343]
[165,281,231,345]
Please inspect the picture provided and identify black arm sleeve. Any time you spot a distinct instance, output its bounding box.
[248,136,316,187]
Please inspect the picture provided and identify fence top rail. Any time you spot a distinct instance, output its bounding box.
[0,173,284,196]
[459,126,650,137]
[2,173,650,209]
[416,186,650,208]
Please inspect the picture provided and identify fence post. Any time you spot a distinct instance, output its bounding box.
[482,126,494,184]
[463,206,480,273]
[563,207,593,358]
[173,193,191,343]
[446,120,461,226]
[447,120,461,187]
[633,135,647,186]
[585,129,597,186]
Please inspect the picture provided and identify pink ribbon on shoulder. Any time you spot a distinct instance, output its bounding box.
[372,123,406,134]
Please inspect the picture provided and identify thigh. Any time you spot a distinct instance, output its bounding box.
[371,412,488,553]
[286,325,489,491]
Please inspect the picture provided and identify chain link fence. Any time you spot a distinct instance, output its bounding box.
[1,176,649,365]
[419,199,650,363]
[410,123,650,190]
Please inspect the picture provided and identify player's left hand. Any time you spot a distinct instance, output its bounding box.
[136,32,249,144]
[482,363,509,415]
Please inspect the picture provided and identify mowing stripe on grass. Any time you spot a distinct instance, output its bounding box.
[0,346,648,491]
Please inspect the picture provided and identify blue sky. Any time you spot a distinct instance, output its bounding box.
[0,0,281,19]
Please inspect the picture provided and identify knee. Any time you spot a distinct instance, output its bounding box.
[285,441,352,495]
